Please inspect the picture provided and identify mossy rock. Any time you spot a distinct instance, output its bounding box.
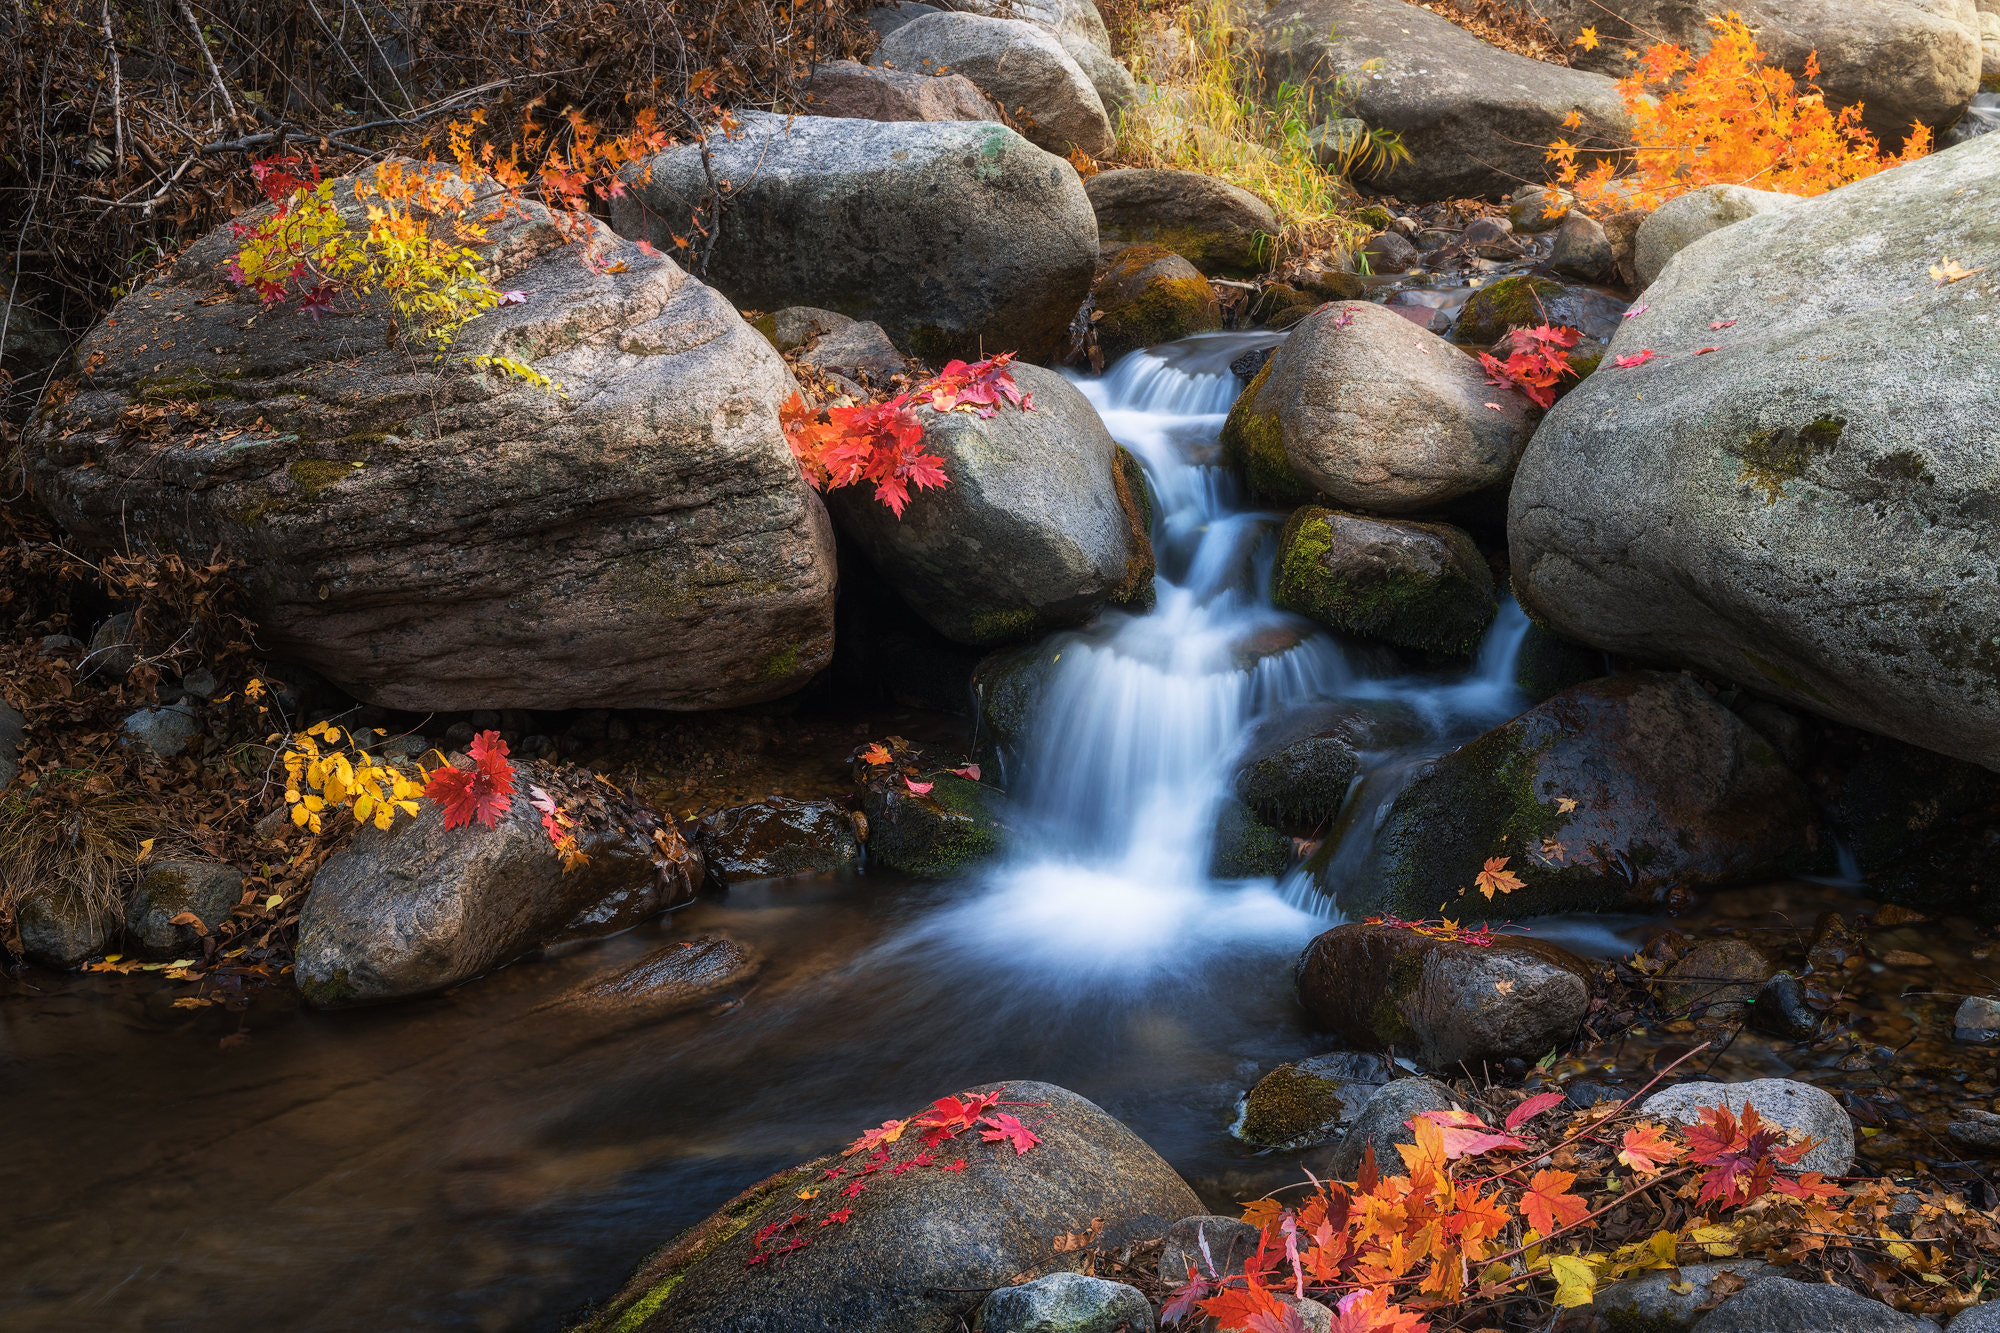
[1209,797,1292,878]
[1235,734,1361,832]
[1219,358,1318,506]
[1273,507,1496,657]
[1091,245,1223,362]
[862,774,1008,875]
[1233,1051,1391,1151]
[1354,205,1395,231]
[971,637,1066,779]
[1449,276,1569,346]
[126,858,242,956]
[14,884,112,968]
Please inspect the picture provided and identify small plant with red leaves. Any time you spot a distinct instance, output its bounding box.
[1477,324,1581,409]
[424,730,517,830]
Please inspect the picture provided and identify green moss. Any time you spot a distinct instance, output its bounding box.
[298,967,358,1007]
[1450,276,1568,346]
[1737,415,1845,502]
[133,368,245,403]
[760,644,803,681]
[865,775,1006,875]
[1355,205,1395,230]
[1109,447,1158,611]
[1220,359,1317,505]
[962,603,1042,646]
[1867,449,1933,485]
[287,458,360,500]
[1239,1064,1350,1148]
[1095,269,1223,361]
[1210,798,1292,877]
[137,866,193,910]
[1272,508,1494,657]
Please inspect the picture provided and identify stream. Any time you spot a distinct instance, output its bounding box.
[0,335,1836,1330]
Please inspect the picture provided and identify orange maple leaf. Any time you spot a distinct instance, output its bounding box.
[857,743,893,766]
[1473,856,1525,900]
[1618,1122,1683,1175]
[1520,1168,1590,1235]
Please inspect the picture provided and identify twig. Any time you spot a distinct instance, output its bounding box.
[198,80,515,156]
[99,0,125,174]
[177,0,240,130]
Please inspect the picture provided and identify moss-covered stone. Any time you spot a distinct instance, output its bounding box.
[862,774,1008,875]
[1235,735,1360,831]
[1091,244,1223,362]
[1354,205,1395,231]
[1449,275,1568,346]
[1209,797,1292,878]
[1273,507,1496,657]
[1736,415,1846,503]
[1236,1063,1351,1150]
[1220,358,1318,506]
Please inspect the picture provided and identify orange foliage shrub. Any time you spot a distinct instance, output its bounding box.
[1548,12,1932,211]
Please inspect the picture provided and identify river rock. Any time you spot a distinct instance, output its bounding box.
[697,798,862,886]
[1498,0,1981,145]
[121,702,202,757]
[1949,1109,2000,1154]
[1509,185,1572,233]
[1252,0,1631,201]
[1692,1276,1942,1333]
[874,13,1113,157]
[577,1080,1202,1333]
[1750,971,1823,1041]
[862,772,1009,874]
[936,0,1114,54]
[0,700,22,791]
[1223,301,1534,511]
[1955,1303,2000,1333]
[554,936,761,1022]
[1317,672,1813,918]
[1211,797,1294,878]
[32,164,835,713]
[15,887,112,968]
[1640,1078,1855,1176]
[1091,245,1223,362]
[1325,1076,1460,1180]
[1956,995,2000,1042]
[867,1,940,37]
[800,58,1001,122]
[800,319,906,383]
[1273,508,1496,657]
[1234,1051,1394,1150]
[1159,1215,1262,1283]
[125,858,241,956]
[1085,168,1283,277]
[1508,136,2000,769]
[614,115,1096,363]
[1594,1260,1773,1331]
[1634,184,1802,288]
[294,761,700,1006]
[830,364,1153,646]
[1660,938,1774,1019]
[1450,275,1627,347]
[1234,733,1360,831]
[1363,230,1421,274]
[765,306,854,353]
[1549,213,1616,283]
[977,1272,1154,1333]
[1297,921,1595,1071]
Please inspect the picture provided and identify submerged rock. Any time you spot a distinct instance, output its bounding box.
[976,1272,1154,1333]
[1272,507,1496,657]
[1090,244,1222,363]
[554,936,760,1022]
[614,115,1096,363]
[1320,672,1815,919]
[577,1080,1202,1333]
[1955,995,2000,1043]
[1634,183,1801,288]
[1297,921,1595,1071]
[697,798,862,886]
[1085,168,1282,277]
[862,773,1009,875]
[1235,1051,1394,1150]
[874,13,1112,157]
[125,858,241,956]
[1640,1078,1855,1176]
[1660,938,1774,1020]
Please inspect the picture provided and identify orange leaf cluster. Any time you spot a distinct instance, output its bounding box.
[1548,12,1932,211]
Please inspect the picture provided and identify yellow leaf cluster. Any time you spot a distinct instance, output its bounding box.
[275,720,424,834]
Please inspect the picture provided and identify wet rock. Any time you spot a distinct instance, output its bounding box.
[976,1272,1154,1332]
[1234,1051,1394,1150]
[1461,216,1521,259]
[1085,168,1282,278]
[615,114,1095,363]
[1221,301,1533,511]
[829,364,1153,647]
[697,798,862,886]
[1325,1076,1459,1180]
[15,887,112,968]
[1635,184,1801,288]
[1252,0,1630,201]
[1691,1275,1942,1333]
[971,637,1065,777]
[0,700,22,791]
[35,165,835,714]
[1235,734,1360,831]
[1508,136,2000,770]
[1513,622,1605,703]
[125,859,241,957]
[1210,797,1293,878]
[1660,938,1773,1020]
[1549,212,1615,283]
[1593,1260,1771,1331]
[121,702,202,757]
[1812,731,1995,882]
[1955,995,2000,1043]
[1641,1078,1854,1176]
[1948,1109,2000,1155]
[875,13,1112,157]
[799,58,1001,122]
[1090,244,1222,362]
[1750,972,1822,1041]
[1508,185,1572,233]
[1297,921,1595,1071]
[800,319,906,383]
[1273,507,1496,657]
[1450,275,1625,347]
[577,1079,1202,1333]
[862,773,1009,875]
[1159,1215,1262,1283]
[556,937,761,1022]
[1320,672,1813,919]
[295,761,699,1006]
[1363,230,1421,273]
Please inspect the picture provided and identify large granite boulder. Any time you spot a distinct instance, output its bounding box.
[613,115,1096,363]
[830,364,1154,646]
[294,760,701,1006]
[1306,672,1815,918]
[798,58,1001,122]
[936,0,1114,53]
[30,164,835,712]
[1509,136,2000,769]
[874,13,1113,157]
[1085,168,1283,277]
[1634,184,1802,288]
[1273,507,1496,656]
[1222,301,1534,510]
[1497,0,1982,145]
[1252,0,1632,200]
[577,1080,1203,1333]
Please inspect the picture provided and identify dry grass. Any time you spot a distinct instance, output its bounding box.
[0,771,153,953]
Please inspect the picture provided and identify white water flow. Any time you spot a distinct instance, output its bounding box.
[900,334,1537,987]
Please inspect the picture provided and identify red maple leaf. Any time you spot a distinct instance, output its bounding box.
[915,1090,1003,1145]
[1685,1103,1811,1208]
[1329,1287,1430,1333]
[425,730,516,829]
[1612,349,1660,367]
[839,1179,868,1199]
[1618,1122,1682,1175]
[978,1112,1041,1156]
[818,1207,853,1227]
[1505,1091,1567,1131]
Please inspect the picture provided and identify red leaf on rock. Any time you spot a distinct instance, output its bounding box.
[951,764,981,780]
[818,1207,853,1227]
[904,777,934,795]
[1612,349,1660,367]
[425,730,515,829]
[978,1112,1041,1155]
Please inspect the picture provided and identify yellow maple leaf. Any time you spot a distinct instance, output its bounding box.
[1931,257,1986,285]
[1549,1254,1599,1307]
[1556,797,1579,813]
[1474,856,1526,899]
[1574,25,1601,50]
[1561,110,1584,130]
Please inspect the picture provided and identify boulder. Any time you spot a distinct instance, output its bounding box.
[697,798,862,886]
[0,700,22,791]
[1297,921,1595,1071]
[32,164,835,713]
[1508,136,2000,769]
[1600,206,1650,285]
[800,320,907,383]
[1273,508,1496,656]
[1057,35,1140,121]
[1660,938,1774,1019]
[1513,623,1606,703]
[1210,797,1294,878]
[1252,0,1632,201]
[1449,275,1627,347]
[553,936,761,1022]
[1310,672,1814,918]
[1159,1215,1262,1283]
[862,773,1010,874]
[1222,301,1534,510]
[1363,230,1421,273]
[1593,1261,1773,1331]
[936,0,1114,55]
[1085,168,1282,277]
[125,858,241,956]
[830,364,1153,646]
[1091,244,1223,361]
[874,13,1113,157]
[1325,1077,1460,1180]
[1640,1078,1855,1176]
[1234,733,1360,831]
[1497,0,1981,145]
[294,761,700,1006]
[867,2,941,37]
[1508,185,1572,233]
[15,887,112,968]
[614,115,1096,363]
[1548,213,1615,283]
[1634,184,1802,288]
[764,306,854,353]
[799,58,1002,122]
[577,1080,1203,1333]
[1234,1051,1394,1150]
[1691,1276,1942,1333]
[976,1273,1155,1332]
